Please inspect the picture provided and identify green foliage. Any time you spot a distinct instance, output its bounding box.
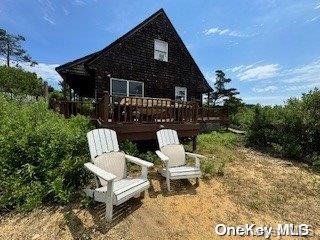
[197,131,238,152]
[231,107,255,130]
[0,66,44,97]
[212,70,241,107]
[201,158,225,179]
[244,89,320,163]
[0,94,92,212]
[312,155,320,172]
[121,140,160,165]
[49,90,65,101]
[0,28,37,67]
[139,151,161,165]
[120,140,139,156]
[201,159,215,179]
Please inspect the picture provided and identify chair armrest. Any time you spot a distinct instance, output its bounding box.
[155,150,169,162]
[185,152,206,159]
[125,154,154,168]
[84,162,117,182]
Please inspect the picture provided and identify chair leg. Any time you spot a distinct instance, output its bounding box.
[105,181,114,222]
[105,202,113,222]
[196,177,199,186]
[166,177,171,192]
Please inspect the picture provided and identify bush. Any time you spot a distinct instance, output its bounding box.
[139,151,161,165]
[201,158,225,179]
[245,89,320,163]
[231,107,255,130]
[120,140,139,156]
[0,66,44,97]
[197,131,238,153]
[0,94,92,212]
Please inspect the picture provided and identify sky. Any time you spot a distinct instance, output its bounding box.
[0,0,320,105]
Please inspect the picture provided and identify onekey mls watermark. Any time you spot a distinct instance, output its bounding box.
[214,224,314,238]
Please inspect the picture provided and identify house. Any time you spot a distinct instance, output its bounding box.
[54,9,227,147]
[55,8,212,102]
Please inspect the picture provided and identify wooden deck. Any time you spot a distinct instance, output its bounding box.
[51,92,229,146]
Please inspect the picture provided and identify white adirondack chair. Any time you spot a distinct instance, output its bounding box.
[84,129,153,222]
[155,129,206,191]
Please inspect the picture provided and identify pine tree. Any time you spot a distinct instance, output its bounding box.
[213,70,240,106]
[0,29,37,67]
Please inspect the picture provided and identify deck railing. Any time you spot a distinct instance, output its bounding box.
[97,92,198,123]
[50,99,83,118]
[96,92,228,125]
[50,91,229,125]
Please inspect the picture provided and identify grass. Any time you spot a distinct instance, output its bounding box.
[187,131,245,179]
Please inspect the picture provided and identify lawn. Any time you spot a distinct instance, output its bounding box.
[0,131,319,239]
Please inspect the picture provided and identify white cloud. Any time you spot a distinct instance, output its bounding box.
[242,95,286,106]
[38,0,56,25]
[252,85,278,93]
[283,59,320,84]
[204,71,215,83]
[0,58,62,88]
[231,63,280,81]
[62,6,69,16]
[284,83,320,92]
[306,16,320,22]
[43,16,55,25]
[203,27,245,37]
[74,0,86,6]
[315,3,320,9]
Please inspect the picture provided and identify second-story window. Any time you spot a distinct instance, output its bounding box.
[154,39,168,62]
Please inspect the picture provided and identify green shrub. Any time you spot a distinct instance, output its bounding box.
[0,94,92,212]
[245,89,320,162]
[312,155,320,172]
[0,66,44,97]
[201,158,225,179]
[231,107,255,130]
[201,159,215,179]
[197,131,237,152]
[139,151,160,165]
[120,140,139,156]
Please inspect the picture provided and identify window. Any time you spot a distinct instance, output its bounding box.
[111,79,127,96]
[129,81,143,97]
[111,78,144,97]
[154,39,168,62]
[175,87,187,101]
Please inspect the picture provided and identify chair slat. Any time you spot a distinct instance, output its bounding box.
[87,129,120,159]
[156,129,180,148]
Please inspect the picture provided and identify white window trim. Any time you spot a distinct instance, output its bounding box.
[110,78,144,97]
[175,86,187,101]
[154,39,168,62]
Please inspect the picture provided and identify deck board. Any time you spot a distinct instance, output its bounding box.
[99,122,199,141]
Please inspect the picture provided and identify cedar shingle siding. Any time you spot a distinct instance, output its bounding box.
[56,9,212,101]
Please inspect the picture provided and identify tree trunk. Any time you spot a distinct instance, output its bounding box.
[6,41,10,67]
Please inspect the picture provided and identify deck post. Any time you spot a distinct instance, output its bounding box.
[192,136,197,151]
[100,91,110,123]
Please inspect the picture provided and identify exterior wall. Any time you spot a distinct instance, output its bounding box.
[90,13,211,100]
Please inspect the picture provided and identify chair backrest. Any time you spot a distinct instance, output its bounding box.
[156,129,180,148]
[156,129,185,167]
[87,129,120,159]
[87,129,126,183]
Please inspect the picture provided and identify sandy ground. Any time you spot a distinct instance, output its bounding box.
[0,148,319,240]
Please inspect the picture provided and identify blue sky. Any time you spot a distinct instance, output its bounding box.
[1,0,320,105]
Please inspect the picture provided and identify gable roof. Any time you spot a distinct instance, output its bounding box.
[56,8,212,91]
[56,9,166,72]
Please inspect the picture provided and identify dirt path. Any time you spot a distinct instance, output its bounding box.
[1,148,319,239]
